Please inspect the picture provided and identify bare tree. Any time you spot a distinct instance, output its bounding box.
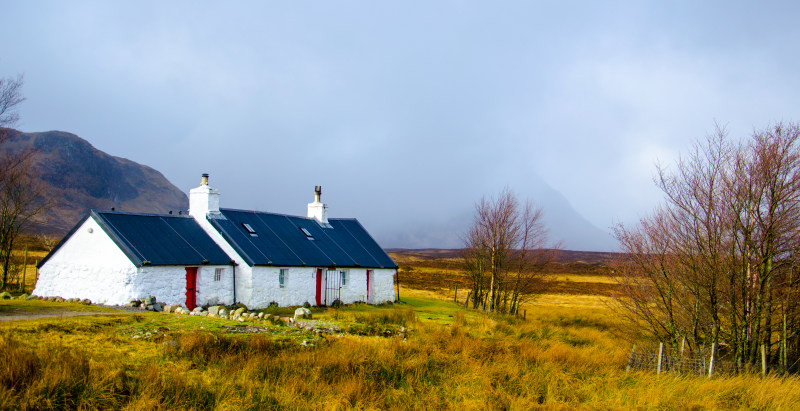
[463,188,554,314]
[614,122,800,372]
[0,74,48,290]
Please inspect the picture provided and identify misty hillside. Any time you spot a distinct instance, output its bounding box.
[3,129,188,235]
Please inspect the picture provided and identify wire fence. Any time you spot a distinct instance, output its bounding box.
[626,343,785,376]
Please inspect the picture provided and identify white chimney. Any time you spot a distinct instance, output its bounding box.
[189,173,220,217]
[307,185,328,224]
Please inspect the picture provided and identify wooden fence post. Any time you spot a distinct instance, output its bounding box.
[657,342,664,374]
[454,284,458,303]
[680,336,686,357]
[21,246,28,293]
[626,344,637,372]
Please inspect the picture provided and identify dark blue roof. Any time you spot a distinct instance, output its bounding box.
[91,210,233,267]
[208,208,397,268]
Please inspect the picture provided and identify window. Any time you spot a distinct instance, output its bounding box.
[279,269,288,288]
[242,223,257,237]
[300,227,314,240]
[214,268,223,282]
[340,270,347,286]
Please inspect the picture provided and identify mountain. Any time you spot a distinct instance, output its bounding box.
[374,175,617,252]
[3,130,188,235]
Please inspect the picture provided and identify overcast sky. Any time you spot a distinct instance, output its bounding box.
[2,1,799,251]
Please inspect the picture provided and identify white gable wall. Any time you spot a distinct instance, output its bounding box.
[34,217,137,304]
[35,216,238,306]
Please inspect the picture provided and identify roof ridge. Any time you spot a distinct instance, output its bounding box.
[93,209,192,218]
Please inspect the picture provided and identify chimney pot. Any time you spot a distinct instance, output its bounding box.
[201,173,209,186]
[308,185,328,224]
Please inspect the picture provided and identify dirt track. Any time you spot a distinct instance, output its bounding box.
[0,308,128,322]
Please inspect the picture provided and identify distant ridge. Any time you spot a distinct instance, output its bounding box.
[3,129,188,235]
[386,248,618,265]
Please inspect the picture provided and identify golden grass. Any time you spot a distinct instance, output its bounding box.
[3,252,800,409]
[0,291,798,409]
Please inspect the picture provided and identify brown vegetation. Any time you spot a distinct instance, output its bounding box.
[614,122,800,373]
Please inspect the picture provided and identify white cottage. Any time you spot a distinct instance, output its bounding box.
[35,175,398,309]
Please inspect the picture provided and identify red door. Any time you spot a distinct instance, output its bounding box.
[185,267,197,310]
[315,268,323,306]
[366,270,372,303]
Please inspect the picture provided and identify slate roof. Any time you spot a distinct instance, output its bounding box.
[38,210,234,268]
[208,208,397,268]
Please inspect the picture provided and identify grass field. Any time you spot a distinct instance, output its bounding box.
[1,252,799,409]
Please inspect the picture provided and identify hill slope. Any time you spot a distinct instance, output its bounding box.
[3,130,188,234]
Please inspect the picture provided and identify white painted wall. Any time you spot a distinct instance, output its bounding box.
[34,218,138,304]
[35,217,236,306]
[243,266,396,308]
[246,266,317,308]
[336,268,395,304]
[195,266,236,306]
[132,265,234,307]
[370,268,397,304]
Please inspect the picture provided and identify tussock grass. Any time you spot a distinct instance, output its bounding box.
[1,290,799,409]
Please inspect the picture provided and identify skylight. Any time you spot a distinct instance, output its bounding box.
[242,223,258,237]
[300,227,314,240]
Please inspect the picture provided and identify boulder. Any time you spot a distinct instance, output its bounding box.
[233,307,246,317]
[208,305,221,316]
[152,303,163,312]
[17,293,29,300]
[294,307,312,320]
[81,299,91,305]
[0,291,12,300]
[218,308,228,318]
[26,295,37,300]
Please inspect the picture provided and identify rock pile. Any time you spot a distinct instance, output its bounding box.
[127,296,163,312]
[163,304,291,324]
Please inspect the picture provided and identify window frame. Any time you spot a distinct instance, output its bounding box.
[279,268,288,288]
